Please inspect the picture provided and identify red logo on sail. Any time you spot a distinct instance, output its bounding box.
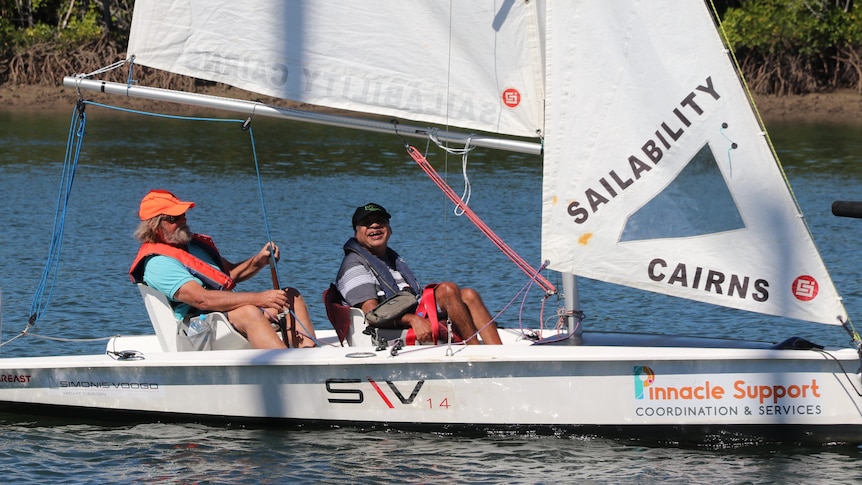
[791,275,818,301]
[502,88,521,108]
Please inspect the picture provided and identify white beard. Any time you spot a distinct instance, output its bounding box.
[164,225,193,246]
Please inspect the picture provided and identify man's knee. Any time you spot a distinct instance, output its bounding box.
[435,281,461,300]
[227,304,269,331]
[461,287,483,306]
[229,304,257,320]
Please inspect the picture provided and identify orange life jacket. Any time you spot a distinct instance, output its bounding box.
[128,234,236,290]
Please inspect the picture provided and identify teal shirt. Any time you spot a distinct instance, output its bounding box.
[142,242,224,320]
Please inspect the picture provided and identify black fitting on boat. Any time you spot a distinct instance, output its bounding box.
[107,349,145,361]
[772,336,823,350]
[390,338,404,357]
[375,337,388,352]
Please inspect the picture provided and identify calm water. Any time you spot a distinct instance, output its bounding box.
[2,106,862,483]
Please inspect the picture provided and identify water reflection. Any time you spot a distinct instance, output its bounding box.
[1,415,860,484]
[770,122,862,177]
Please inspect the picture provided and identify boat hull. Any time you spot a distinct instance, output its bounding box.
[1,331,860,445]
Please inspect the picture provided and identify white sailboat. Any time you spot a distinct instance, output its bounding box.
[2,0,862,445]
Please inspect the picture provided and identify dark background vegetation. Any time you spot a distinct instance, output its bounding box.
[1,1,861,96]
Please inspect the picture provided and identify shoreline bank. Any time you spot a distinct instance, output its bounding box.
[2,83,861,126]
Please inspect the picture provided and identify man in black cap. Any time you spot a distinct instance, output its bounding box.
[336,203,502,345]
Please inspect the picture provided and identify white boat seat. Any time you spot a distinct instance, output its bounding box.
[137,283,253,351]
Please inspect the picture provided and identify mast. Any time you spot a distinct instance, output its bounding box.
[563,273,583,343]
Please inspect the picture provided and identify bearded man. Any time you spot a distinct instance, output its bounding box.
[130,189,315,348]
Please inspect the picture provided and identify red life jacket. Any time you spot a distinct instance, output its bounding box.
[404,285,463,345]
[128,234,236,291]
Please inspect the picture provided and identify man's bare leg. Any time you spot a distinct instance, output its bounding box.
[227,305,287,349]
[434,282,480,344]
[461,288,502,344]
[284,288,316,348]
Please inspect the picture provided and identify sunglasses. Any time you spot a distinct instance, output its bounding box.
[162,214,186,223]
[359,216,389,227]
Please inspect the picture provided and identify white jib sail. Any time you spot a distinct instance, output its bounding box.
[127,0,545,139]
[541,1,847,326]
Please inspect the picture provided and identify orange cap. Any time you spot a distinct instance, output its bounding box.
[139,189,195,220]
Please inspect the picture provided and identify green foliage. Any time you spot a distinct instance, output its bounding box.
[719,0,862,93]
[0,17,13,49]
[827,5,862,45]
[58,4,104,46]
[722,0,862,54]
[4,0,862,94]
[2,0,105,52]
[21,23,56,46]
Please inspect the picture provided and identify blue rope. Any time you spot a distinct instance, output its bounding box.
[245,124,318,344]
[81,101,240,124]
[243,124,318,346]
[247,123,277,278]
[28,104,87,326]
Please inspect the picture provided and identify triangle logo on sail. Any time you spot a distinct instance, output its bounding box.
[620,144,744,242]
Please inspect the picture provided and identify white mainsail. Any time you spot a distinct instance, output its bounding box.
[542,1,846,325]
[127,0,544,138]
[125,0,847,326]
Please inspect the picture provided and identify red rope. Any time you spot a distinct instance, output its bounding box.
[406,145,556,294]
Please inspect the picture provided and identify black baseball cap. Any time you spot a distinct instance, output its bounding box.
[352,202,391,229]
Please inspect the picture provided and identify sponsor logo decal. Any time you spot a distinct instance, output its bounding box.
[325,377,452,410]
[58,381,159,390]
[502,88,521,108]
[633,365,655,399]
[633,366,823,418]
[792,275,818,301]
[0,373,32,384]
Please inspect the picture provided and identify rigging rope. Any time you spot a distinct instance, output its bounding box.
[403,143,557,295]
[28,102,87,329]
[428,130,474,216]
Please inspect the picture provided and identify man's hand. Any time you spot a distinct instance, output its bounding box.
[224,242,281,283]
[404,314,435,343]
[258,288,288,310]
[255,242,280,268]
